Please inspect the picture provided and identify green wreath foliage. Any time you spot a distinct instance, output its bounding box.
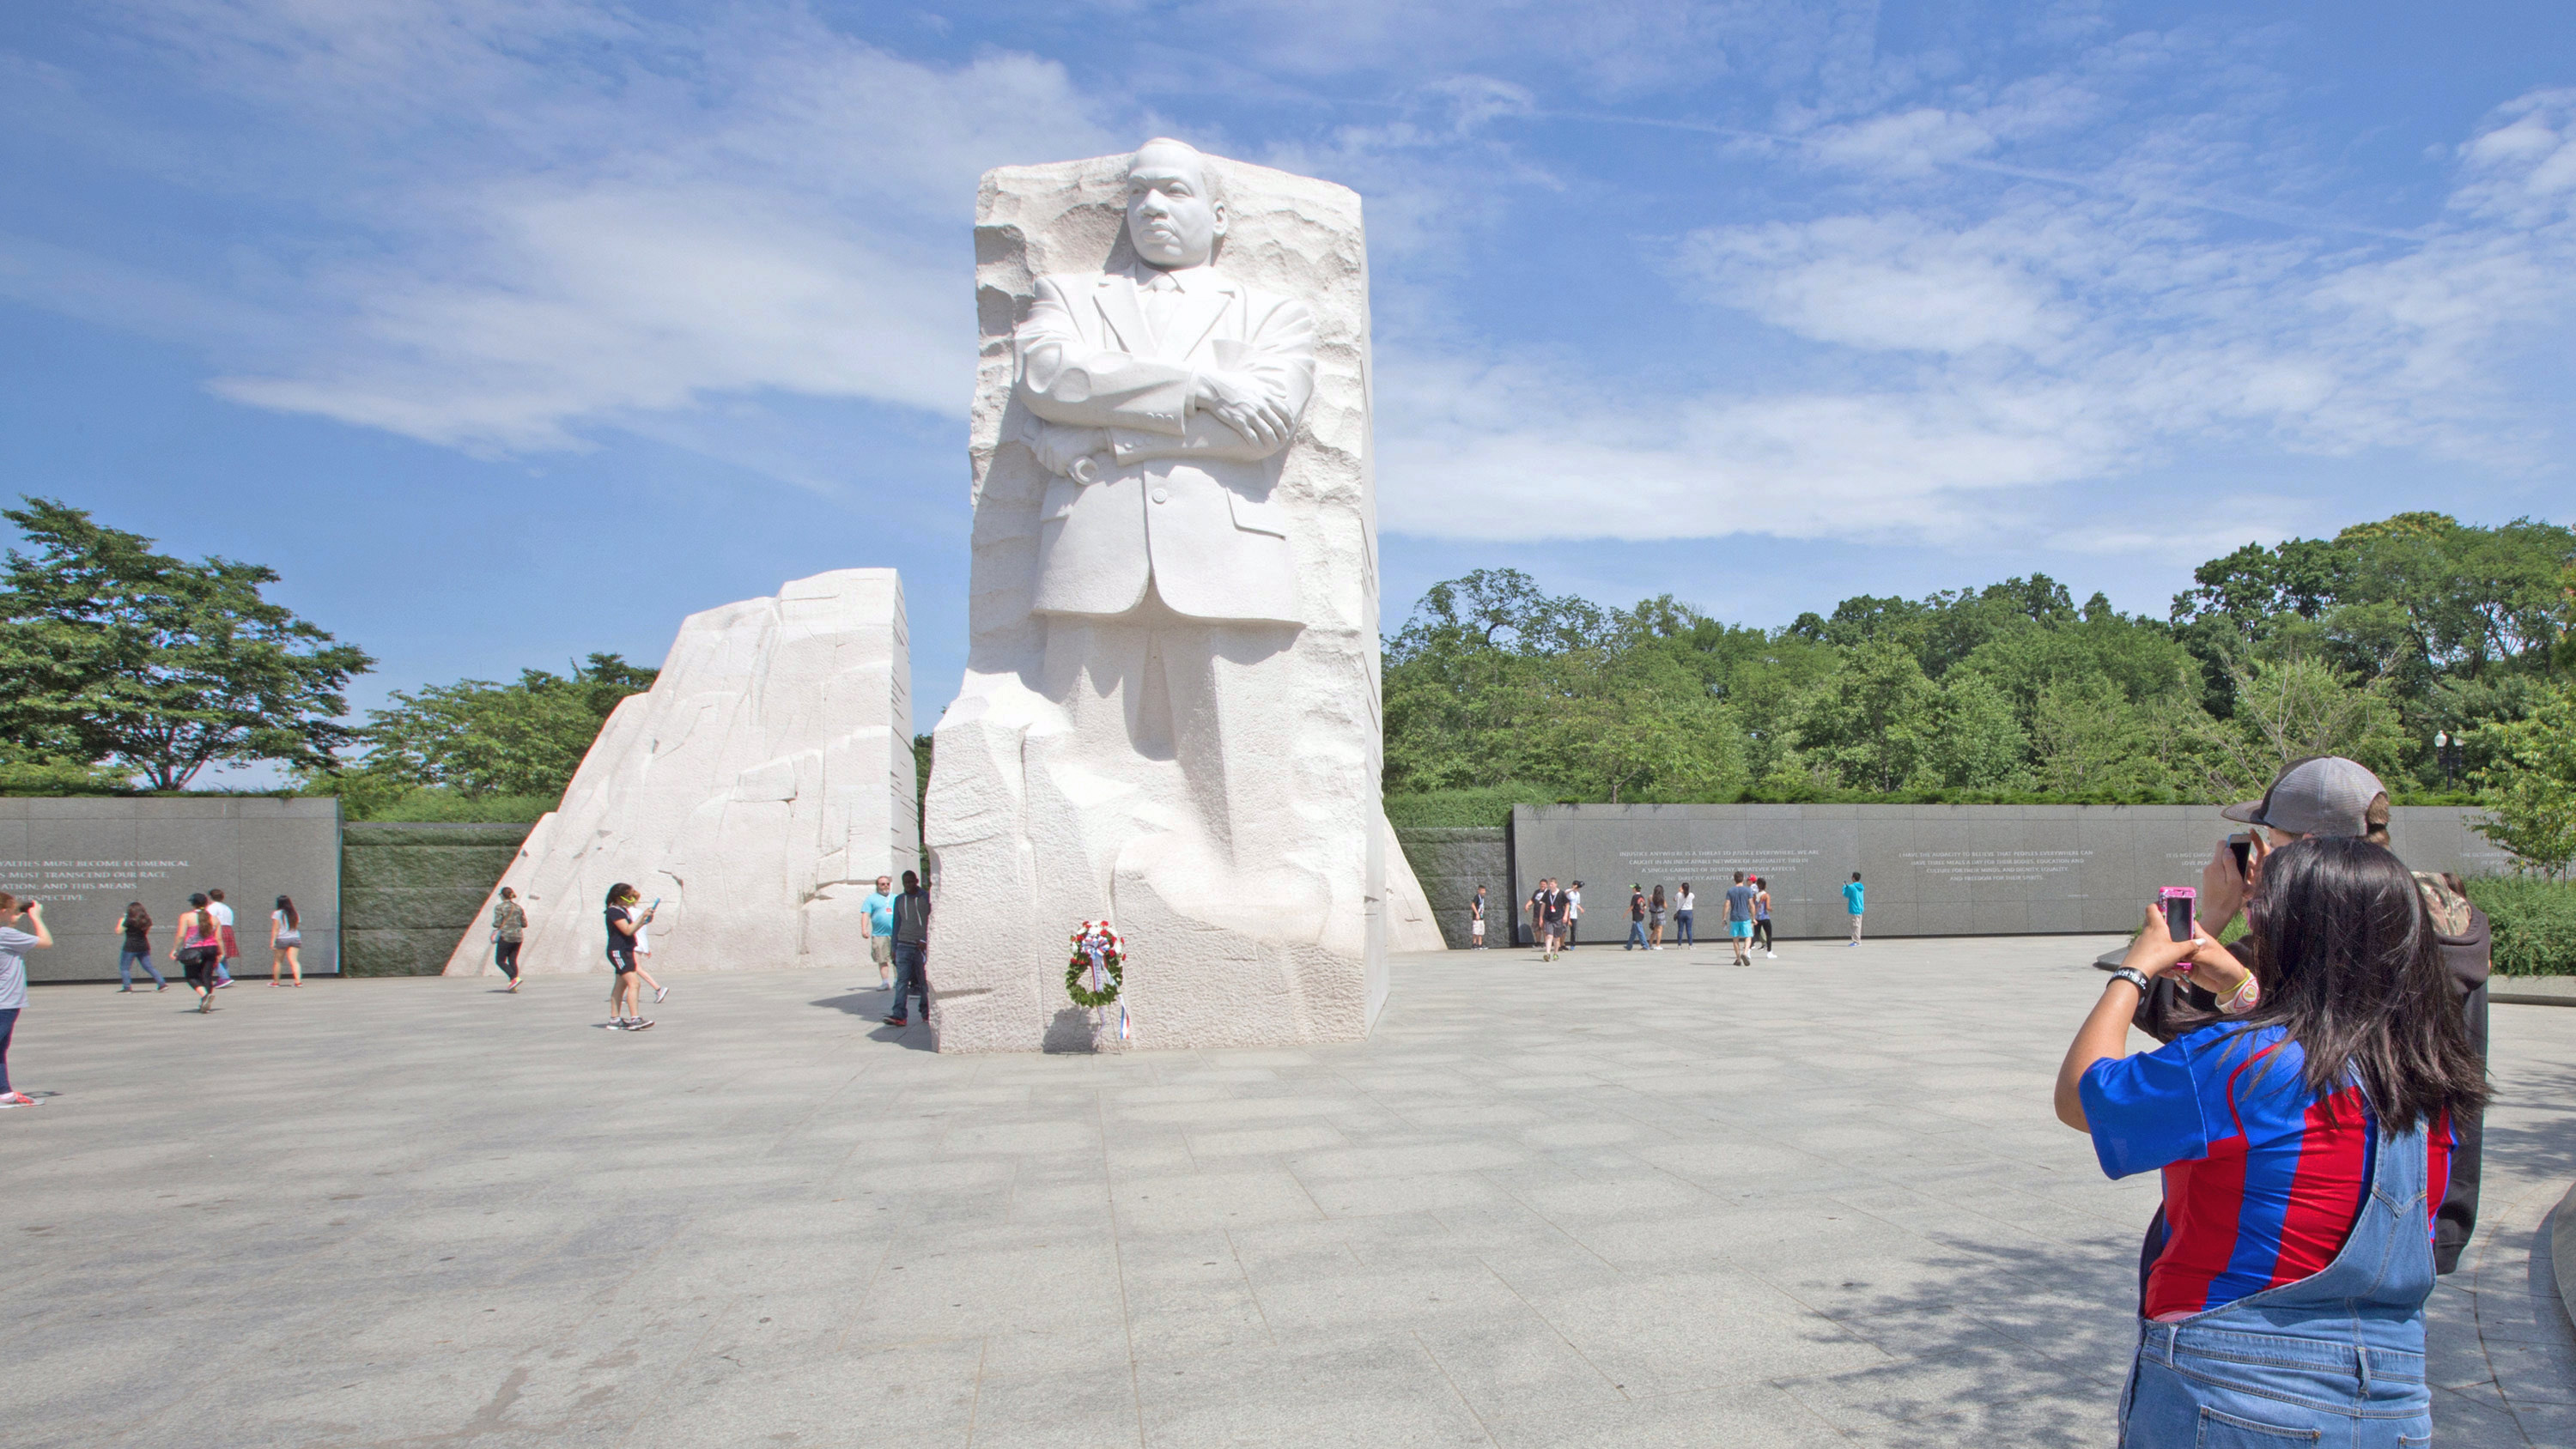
[1066,949,1123,1008]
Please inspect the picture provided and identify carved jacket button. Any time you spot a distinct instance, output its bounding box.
[1151,488,1170,504]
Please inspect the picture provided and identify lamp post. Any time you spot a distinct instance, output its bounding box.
[2434,731,2456,790]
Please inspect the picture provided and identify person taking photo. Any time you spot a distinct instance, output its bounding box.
[2057,835,2485,1446]
[0,894,51,1107]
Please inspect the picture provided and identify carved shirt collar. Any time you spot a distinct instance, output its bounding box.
[1126,260,1226,292]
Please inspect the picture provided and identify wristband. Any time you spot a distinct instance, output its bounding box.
[2107,967,2152,993]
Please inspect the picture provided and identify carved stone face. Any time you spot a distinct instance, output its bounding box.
[1125,142,1225,270]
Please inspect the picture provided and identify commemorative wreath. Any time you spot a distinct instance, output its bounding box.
[1065,919,1125,1009]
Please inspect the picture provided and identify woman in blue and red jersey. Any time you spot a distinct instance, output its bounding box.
[2054,836,2488,1446]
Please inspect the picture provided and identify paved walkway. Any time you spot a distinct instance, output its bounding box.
[4,937,2569,1447]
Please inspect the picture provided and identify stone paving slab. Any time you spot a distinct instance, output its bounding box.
[2,935,2569,1447]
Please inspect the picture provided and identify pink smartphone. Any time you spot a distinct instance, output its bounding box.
[2159,887,2196,947]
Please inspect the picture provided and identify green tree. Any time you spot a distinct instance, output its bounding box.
[0,497,373,789]
[1793,640,1940,792]
[349,653,656,799]
[2469,681,2576,878]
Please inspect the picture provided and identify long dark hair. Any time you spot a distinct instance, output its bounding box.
[276,894,298,930]
[125,901,151,931]
[605,882,636,907]
[2235,836,2487,1131]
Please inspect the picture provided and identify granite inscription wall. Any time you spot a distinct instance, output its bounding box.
[0,798,341,982]
[1510,803,2512,942]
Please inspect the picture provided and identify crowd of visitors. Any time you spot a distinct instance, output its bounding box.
[1498,870,1795,961]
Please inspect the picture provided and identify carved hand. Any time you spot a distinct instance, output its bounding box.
[1193,368,1294,450]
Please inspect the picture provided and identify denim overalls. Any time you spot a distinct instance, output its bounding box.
[2120,1116,2434,1447]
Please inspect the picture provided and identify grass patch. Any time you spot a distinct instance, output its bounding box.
[2463,876,2576,977]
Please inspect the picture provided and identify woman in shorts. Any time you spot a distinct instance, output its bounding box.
[602,883,656,1031]
[1751,878,1776,959]
[269,895,304,986]
[2056,837,2486,1446]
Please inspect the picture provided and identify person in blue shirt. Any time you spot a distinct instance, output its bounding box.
[1841,872,1864,945]
[860,874,898,994]
[1722,872,1757,966]
[2054,835,2485,1446]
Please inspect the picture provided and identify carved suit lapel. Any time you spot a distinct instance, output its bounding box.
[1163,278,1237,362]
[1091,276,1151,355]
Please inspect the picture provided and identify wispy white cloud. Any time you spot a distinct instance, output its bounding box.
[1378,80,2576,549]
[25,1,1136,455]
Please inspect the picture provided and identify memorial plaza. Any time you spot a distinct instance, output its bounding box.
[4,936,2571,1448]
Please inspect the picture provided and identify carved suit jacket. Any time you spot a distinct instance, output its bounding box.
[1014,262,1316,625]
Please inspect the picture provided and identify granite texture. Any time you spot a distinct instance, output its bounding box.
[1513,803,2515,938]
[0,796,341,981]
[441,569,918,979]
[1395,826,1510,949]
[925,144,1407,1055]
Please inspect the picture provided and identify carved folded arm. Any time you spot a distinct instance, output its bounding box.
[1016,279,1192,436]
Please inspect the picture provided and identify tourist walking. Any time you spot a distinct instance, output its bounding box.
[1564,882,1583,949]
[1723,871,1757,966]
[269,895,304,985]
[1525,880,1547,953]
[490,888,527,991]
[1537,878,1569,961]
[883,870,932,1028]
[1468,885,1487,949]
[0,894,50,1107]
[1674,883,1694,947]
[1648,885,1667,949]
[602,884,655,1030]
[173,893,222,1013]
[117,902,165,991]
[206,888,238,987]
[1842,872,1864,944]
[629,916,670,1005]
[1751,877,1776,958]
[2057,837,2485,1446]
[1625,885,1648,950]
[862,874,897,991]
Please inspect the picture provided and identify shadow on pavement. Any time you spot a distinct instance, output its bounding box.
[809,990,937,1051]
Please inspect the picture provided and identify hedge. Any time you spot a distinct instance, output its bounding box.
[2463,876,2576,977]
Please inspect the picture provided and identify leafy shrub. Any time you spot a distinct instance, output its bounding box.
[1386,785,1543,830]
[343,786,556,823]
[2462,876,2576,977]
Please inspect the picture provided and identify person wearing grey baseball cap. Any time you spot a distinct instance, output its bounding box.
[2135,755,2493,1279]
[2196,756,2392,937]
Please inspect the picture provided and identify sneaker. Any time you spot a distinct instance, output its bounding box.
[155,983,169,991]
[628,1018,654,1030]
[1766,950,1778,959]
[0,1092,36,1107]
[883,1016,908,1027]
[653,986,669,1003]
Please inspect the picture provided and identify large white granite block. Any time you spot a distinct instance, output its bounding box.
[441,568,916,978]
[922,139,1435,1056]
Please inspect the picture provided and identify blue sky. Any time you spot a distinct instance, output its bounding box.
[6,2,2575,780]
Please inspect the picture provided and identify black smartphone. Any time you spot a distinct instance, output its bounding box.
[2160,887,2196,943]
[2227,833,2253,879]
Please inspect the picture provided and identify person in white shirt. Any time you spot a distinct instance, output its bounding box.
[204,888,238,987]
[1674,883,1696,948]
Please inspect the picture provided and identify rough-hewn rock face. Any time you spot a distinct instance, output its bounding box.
[925,146,1431,1055]
[440,569,916,978]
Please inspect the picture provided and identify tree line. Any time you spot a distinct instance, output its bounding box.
[3,497,2570,871]
[0,499,651,819]
[1384,512,2576,875]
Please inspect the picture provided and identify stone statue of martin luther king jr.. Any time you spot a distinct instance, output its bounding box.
[1015,137,1316,628]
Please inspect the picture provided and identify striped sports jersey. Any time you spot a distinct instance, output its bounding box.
[2081,1023,2451,1320]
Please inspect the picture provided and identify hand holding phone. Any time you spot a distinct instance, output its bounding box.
[2159,887,2196,946]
